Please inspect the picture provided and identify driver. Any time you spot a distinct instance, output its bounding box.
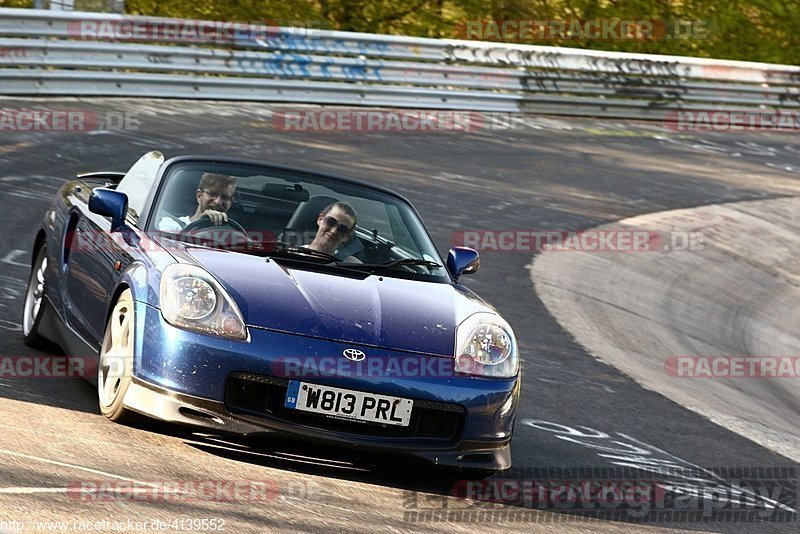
[158,173,237,232]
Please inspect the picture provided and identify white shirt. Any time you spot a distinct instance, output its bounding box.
[158,215,191,232]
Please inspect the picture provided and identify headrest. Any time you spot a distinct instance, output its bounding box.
[284,195,339,232]
[158,170,203,217]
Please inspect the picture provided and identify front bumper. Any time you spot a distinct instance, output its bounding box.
[128,302,519,470]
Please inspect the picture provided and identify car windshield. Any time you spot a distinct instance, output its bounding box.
[147,161,449,282]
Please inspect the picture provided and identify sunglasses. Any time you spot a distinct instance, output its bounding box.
[322,215,353,237]
[199,189,234,203]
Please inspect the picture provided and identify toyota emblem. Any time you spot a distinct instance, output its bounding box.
[342,348,366,362]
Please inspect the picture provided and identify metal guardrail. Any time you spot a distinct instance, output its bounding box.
[0,7,799,122]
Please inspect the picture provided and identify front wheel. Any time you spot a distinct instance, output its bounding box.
[98,289,136,423]
[22,245,48,348]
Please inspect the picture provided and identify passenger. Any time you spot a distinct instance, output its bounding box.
[158,173,237,232]
[307,202,359,260]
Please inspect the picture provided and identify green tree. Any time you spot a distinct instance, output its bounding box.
[2,0,797,64]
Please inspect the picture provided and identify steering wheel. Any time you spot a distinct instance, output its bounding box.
[180,215,248,236]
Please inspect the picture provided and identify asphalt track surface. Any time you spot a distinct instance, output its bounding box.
[0,98,799,533]
[532,196,800,463]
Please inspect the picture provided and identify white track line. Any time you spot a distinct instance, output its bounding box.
[0,447,162,489]
[0,487,73,494]
[0,249,27,267]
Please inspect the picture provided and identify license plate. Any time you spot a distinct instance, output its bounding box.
[285,381,413,427]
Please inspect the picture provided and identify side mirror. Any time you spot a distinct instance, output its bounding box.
[447,247,480,282]
[89,188,128,231]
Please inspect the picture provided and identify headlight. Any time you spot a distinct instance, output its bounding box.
[159,264,248,340]
[454,313,518,378]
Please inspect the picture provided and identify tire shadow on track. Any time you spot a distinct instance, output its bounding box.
[0,343,102,416]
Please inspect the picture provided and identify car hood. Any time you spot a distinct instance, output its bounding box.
[167,244,493,356]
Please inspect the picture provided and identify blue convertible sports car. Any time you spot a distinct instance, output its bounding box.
[22,152,520,472]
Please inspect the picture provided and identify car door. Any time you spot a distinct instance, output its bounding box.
[62,151,164,349]
[63,203,122,348]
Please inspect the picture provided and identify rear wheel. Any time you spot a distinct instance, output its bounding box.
[22,246,48,348]
[98,289,135,423]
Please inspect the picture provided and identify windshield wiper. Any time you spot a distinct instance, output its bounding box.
[264,243,339,263]
[336,258,443,273]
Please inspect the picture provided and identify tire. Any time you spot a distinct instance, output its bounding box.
[22,245,48,348]
[98,289,136,423]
